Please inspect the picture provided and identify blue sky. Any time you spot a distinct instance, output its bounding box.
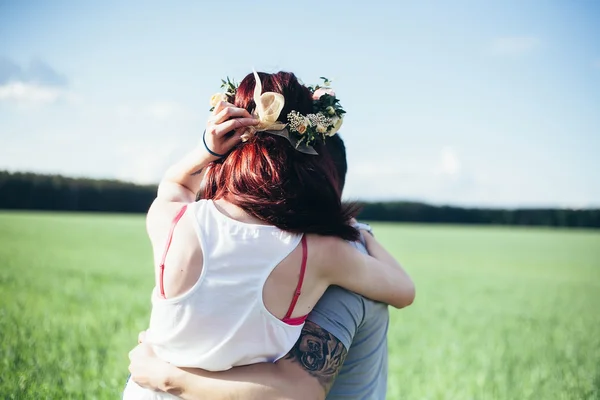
[1,0,599,207]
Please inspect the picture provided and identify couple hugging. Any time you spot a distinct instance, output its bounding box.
[124,70,415,400]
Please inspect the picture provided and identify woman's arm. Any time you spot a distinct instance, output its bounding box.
[156,148,213,204]
[155,102,260,204]
[147,102,259,231]
[322,232,415,309]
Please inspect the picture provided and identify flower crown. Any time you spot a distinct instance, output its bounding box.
[209,71,345,155]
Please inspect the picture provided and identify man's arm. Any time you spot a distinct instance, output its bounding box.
[280,321,348,393]
[129,321,348,400]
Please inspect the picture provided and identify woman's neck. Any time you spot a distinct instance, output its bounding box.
[212,198,270,225]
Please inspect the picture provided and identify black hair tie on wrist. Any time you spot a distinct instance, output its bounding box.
[202,130,227,158]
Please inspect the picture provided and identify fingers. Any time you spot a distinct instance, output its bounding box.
[212,101,232,115]
[211,106,253,125]
[208,117,259,137]
[225,129,246,146]
[207,101,259,138]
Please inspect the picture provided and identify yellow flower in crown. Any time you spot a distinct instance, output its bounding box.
[210,93,228,108]
[251,70,287,131]
[239,70,288,142]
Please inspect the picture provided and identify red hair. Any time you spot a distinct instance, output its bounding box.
[200,71,359,241]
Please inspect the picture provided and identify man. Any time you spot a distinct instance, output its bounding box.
[128,135,392,399]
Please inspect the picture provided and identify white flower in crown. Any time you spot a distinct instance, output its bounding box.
[328,116,343,136]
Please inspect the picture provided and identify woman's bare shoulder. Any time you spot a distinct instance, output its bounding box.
[146,199,189,246]
[148,200,204,298]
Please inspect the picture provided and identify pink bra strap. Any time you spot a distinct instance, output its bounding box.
[158,204,188,299]
[282,314,309,326]
[283,235,308,321]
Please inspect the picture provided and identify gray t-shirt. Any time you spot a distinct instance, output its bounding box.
[307,240,389,400]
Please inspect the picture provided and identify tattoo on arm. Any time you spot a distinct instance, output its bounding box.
[283,321,348,393]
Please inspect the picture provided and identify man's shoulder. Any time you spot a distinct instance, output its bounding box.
[307,286,365,350]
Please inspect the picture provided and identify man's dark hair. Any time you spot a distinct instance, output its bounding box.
[326,134,348,192]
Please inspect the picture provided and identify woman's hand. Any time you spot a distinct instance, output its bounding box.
[204,101,259,158]
[128,333,172,392]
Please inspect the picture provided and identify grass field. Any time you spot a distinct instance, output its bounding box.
[0,212,599,399]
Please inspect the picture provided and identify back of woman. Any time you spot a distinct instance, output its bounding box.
[123,70,414,400]
[150,198,315,369]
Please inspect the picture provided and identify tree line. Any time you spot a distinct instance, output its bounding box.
[0,171,155,213]
[1,171,598,228]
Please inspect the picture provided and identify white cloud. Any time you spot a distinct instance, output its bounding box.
[435,146,461,176]
[146,101,185,121]
[113,135,187,185]
[489,36,540,56]
[343,147,483,204]
[115,104,135,118]
[0,81,78,106]
[0,82,62,104]
[114,101,197,122]
[344,155,437,202]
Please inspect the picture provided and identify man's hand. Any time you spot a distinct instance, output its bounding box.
[128,338,172,392]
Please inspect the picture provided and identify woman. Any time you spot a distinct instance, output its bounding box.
[123,70,414,399]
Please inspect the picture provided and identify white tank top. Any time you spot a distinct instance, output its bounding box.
[123,200,306,399]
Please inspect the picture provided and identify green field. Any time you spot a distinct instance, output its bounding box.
[0,212,599,399]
